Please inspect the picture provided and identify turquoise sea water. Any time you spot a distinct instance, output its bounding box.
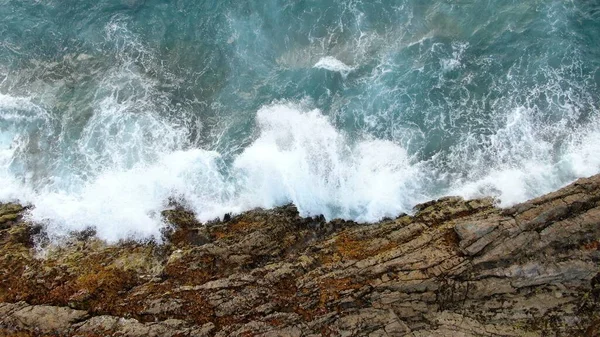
[0,0,599,241]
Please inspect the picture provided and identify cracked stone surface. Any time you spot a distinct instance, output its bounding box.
[1,175,600,336]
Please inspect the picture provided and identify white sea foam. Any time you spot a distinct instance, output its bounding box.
[0,93,598,243]
[446,107,600,205]
[440,42,469,72]
[28,149,225,242]
[563,117,600,178]
[0,94,47,202]
[14,103,424,242]
[313,56,355,75]
[232,104,424,221]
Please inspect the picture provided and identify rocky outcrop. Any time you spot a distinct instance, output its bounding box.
[0,175,599,336]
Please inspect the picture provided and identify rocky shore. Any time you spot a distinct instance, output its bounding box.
[1,175,599,336]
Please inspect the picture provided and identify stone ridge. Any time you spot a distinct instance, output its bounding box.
[0,175,599,336]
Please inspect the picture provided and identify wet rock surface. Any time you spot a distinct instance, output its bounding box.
[1,176,600,336]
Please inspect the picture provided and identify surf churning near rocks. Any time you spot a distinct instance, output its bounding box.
[0,1,598,241]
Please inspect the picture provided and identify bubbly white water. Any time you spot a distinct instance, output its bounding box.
[0,94,597,242]
[0,1,598,243]
[15,103,425,242]
[313,57,355,75]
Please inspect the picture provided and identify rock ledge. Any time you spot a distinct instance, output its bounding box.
[1,176,600,336]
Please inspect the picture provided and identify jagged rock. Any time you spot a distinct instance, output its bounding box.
[0,175,600,336]
[0,302,88,333]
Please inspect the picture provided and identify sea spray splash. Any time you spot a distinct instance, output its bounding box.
[26,104,425,242]
[0,0,598,242]
[20,100,600,242]
[232,104,424,222]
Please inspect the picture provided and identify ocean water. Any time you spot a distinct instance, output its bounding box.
[0,0,599,242]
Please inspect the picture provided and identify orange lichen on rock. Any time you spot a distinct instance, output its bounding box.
[73,266,138,313]
[321,231,397,264]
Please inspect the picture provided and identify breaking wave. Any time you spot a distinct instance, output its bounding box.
[0,0,598,242]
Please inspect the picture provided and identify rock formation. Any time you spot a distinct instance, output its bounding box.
[1,175,599,336]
